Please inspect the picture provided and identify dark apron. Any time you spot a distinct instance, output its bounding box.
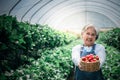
[74,44,105,80]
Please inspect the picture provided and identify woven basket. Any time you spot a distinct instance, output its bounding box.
[81,60,100,72]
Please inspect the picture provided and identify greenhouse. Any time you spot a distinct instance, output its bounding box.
[0,0,120,80]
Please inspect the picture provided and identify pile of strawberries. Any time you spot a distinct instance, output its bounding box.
[81,54,99,62]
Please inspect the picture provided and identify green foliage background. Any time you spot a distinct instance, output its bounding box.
[98,29,120,80]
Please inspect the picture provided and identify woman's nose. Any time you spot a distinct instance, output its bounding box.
[88,34,93,38]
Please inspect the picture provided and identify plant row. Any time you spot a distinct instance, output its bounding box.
[99,28,120,50]
[2,34,120,80]
[97,30,120,80]
[0,14,77,74]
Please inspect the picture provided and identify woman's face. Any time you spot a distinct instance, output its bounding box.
[82,27,96,46]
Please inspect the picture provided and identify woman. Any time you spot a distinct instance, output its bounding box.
[72,24,106,80]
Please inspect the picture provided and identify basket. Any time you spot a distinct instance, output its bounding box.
[81,60,100,72]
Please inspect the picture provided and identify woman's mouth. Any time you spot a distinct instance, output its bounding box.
[86,39,92,42]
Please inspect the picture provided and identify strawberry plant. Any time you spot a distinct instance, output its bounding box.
[99,28,120,50]
[0,15,27,73]
[97,32,120,80]
[0,15,77,80]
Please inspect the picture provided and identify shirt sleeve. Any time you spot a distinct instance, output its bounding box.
[95,44,106,68]
[72,45,81,66]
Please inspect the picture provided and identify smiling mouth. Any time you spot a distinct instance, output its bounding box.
[86,39,92,42]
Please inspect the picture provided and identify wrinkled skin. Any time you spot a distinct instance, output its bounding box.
[81,27,97,47]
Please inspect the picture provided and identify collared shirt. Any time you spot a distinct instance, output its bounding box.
[72,44,106,68]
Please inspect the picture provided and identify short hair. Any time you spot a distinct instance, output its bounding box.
[81,24,99,40]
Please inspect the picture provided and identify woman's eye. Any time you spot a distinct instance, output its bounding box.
[92,34,96,36]
[86,33,95,37]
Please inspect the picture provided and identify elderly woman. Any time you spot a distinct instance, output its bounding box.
[72,24,106,80]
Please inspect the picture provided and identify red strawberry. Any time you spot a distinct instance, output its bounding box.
[82,57,87,61]
[86,55,90,59]
[89,54,94,56]
[95,56,99,60]
[92,58,97,62]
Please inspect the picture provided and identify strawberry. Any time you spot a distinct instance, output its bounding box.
[92,58,97,62]
[94,55,99,60]
[89,55,94,59]
[89,54,94,56]
[82,56,87,61]
[86,55,90,59]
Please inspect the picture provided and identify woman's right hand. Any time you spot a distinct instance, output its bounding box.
[78,59,83,70]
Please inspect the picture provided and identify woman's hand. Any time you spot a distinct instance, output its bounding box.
[78,59,83,70]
